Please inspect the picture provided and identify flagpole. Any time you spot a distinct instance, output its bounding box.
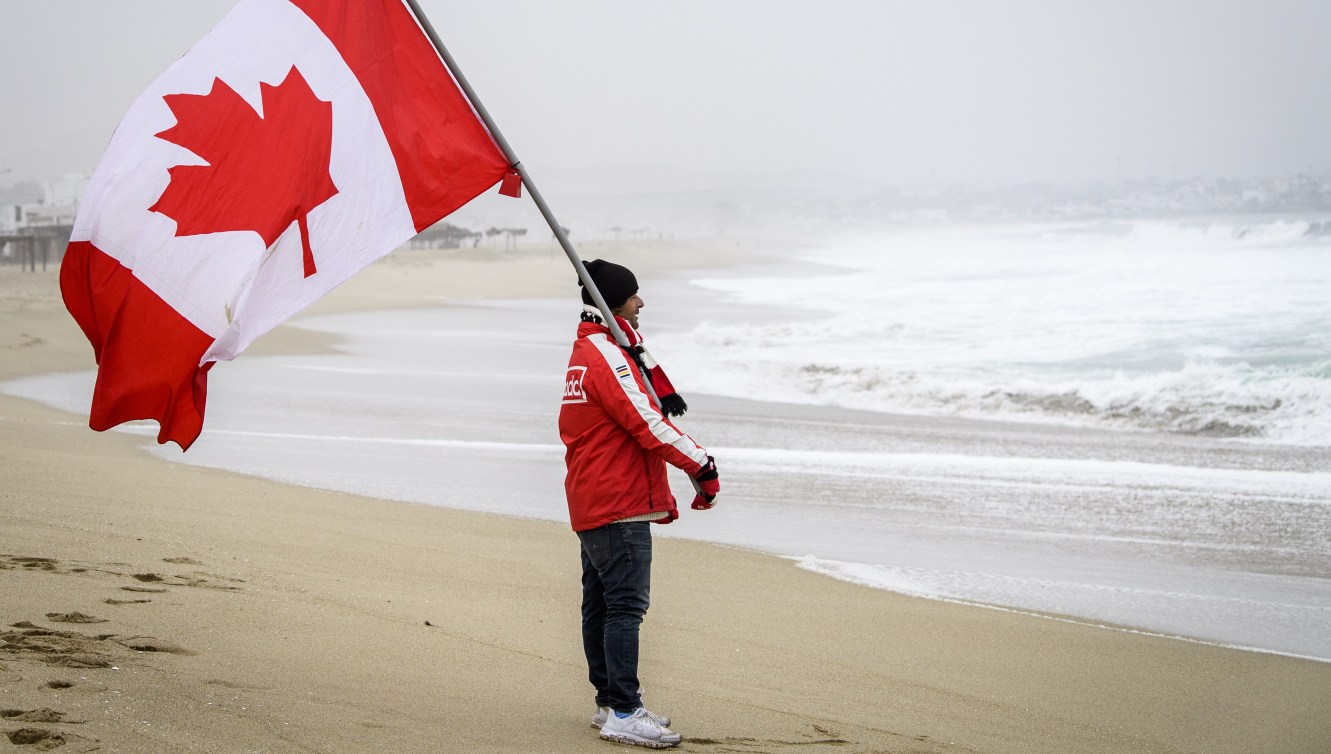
[401,0,634,353]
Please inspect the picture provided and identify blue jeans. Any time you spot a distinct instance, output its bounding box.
[577,521,652,714]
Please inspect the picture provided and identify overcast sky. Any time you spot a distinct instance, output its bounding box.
[3,0,1330,192]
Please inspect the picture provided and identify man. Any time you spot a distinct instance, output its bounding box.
[558,259,720,749]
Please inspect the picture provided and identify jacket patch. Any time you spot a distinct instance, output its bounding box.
[563,366,588,404]
[614,363,633,381]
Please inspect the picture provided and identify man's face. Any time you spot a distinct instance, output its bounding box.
[614,293,644,329]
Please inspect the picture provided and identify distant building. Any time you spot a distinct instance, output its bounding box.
[0,204,20,234]
[20,203,77,228]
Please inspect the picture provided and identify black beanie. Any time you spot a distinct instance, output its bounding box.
[580,259,638,310]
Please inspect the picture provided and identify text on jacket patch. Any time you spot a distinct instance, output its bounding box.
[563,366,588,404]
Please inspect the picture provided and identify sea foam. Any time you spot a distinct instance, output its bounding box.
[657,218,1331,445]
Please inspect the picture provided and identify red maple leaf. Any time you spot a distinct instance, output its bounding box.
[149,66,338,278]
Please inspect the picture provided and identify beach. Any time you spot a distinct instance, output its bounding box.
[3,242,1331,754]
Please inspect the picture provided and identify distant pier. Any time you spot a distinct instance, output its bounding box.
[0,225,71,271]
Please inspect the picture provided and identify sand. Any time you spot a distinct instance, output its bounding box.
[2,243,1330,754]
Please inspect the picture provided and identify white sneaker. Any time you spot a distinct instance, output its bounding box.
[598,707,681,748]
[592,706,671,729]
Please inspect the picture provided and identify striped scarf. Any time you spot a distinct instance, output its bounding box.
[581,305,688,417]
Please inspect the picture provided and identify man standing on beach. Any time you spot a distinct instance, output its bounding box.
[559,259,720,749]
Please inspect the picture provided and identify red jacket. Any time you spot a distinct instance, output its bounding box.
[559,320,708,532]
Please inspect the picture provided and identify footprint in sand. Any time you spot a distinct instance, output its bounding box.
[46,656,111,670]
[1,709,67,723]
[6,727,67,749]
[43,614,106,625]
[683,724,852,750]
[114,638,195,656]
[0,556,58,572]
[128,572,241,591]
[194,575,247,588]
[3,622,118,669]
[2,555,243,595]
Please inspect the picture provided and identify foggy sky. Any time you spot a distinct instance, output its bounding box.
[3,0,1330,193]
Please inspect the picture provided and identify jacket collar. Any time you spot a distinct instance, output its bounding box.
[577,319,611,339]
[578,305,641,346]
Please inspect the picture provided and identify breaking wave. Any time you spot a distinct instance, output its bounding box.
[657,218,1331,446]
[668,322,1331,444]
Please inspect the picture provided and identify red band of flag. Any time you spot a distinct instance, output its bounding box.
[61,242,214,449]
[290,0,510,231]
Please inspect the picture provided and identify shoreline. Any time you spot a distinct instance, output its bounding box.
[811,569,1331,666]
[88,346,1331,664]
[70,402,1331,667]
[3,245,1331,753]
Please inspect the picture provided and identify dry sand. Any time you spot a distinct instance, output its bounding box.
[2,244,1330,754]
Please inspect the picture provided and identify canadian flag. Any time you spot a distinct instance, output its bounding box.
[61,0,510,450]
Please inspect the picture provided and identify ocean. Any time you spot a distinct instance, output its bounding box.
[657,217,1331,446]
[5,216,1330,662]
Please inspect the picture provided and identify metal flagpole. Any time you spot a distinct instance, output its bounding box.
[401,0,635,354]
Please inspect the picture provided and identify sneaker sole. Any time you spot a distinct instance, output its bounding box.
[593,717,671,730]
[599,731,680,749]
